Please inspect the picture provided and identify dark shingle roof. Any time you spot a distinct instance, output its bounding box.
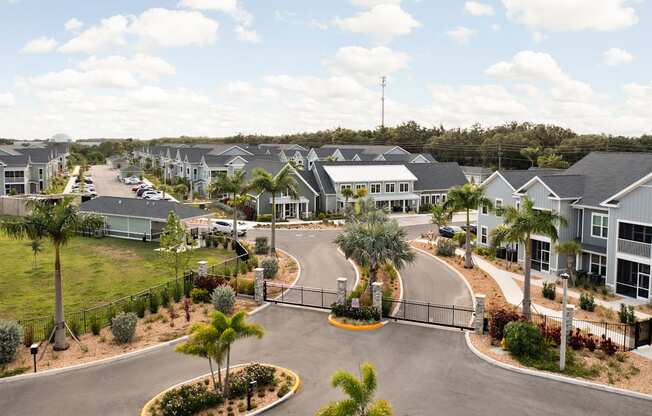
[499,169,564,190]
[406,162,467,191]
[79,197,209,220]
[0,154,30,167]
[538,174,585,198]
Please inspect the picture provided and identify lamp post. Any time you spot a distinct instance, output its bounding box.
[247,380,257,410]
[30,343,39,373]
[559,272,569,371]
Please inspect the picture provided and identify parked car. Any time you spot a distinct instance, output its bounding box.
[132,183,149,191]
[439,225,464,238]
[136,187,154,197]
[143,192,163,200]
[461,224,478,235]
[124,176,140,185]
[141,190,160,199]
[211,219,247,236]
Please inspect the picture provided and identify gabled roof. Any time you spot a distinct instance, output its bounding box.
[323,164,418,183]
[0,154,30,168]
[405,162,467,191]
[483,169,563,191]
[80,197,209,221]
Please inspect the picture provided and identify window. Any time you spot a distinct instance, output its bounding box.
[619,222,652,244]
[441,194,447,202]
[38,168,43,179]
[481,203,488,215]
[340,184,351,192]
[434,194,441,204]
[590,254,607,277]
[480,226,488,245]
[591,213,608,239]
[399,182,409,193]
[355,184,366,191]
[495,199,503,217]
[385,183,395,193]
[370,183,381,194]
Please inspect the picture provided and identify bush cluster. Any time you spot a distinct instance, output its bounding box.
[227,364,277,399]
[542,282,556,301]
[111,312,137,344]
[89,314,102,336]
[157,383,223,416]
[229,278,254,296]
[194,275,226,293]
[211,285,236,314]
[255,237,269,255]
[436,238,456,257]
[0,320,23,364]
[504,321,545,358]
[256,214,272,222]
[261,258,279,279]
[579,292,595,311]
[149,292,160,314]
[488,308,521,342]
[619,303,636,324]
[474,246,496,258]
[190,288,211,304]
[331,303,380,322]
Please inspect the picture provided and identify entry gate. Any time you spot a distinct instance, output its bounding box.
[263,281,338,310]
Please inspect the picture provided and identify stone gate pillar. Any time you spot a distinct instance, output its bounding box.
[337,277,347,306]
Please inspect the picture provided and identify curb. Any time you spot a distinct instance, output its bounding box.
[464,332,652,403]
[327,314,387,331]
[337,247,360,290]
[140,363,301,416]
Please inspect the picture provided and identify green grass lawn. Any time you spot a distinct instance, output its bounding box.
[0,235,232,320]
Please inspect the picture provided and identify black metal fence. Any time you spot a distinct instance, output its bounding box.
[635,318,652,348]
[263,282,338,310]
[383,298,475,330]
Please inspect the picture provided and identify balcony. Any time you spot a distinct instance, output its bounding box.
[617,238,651,258]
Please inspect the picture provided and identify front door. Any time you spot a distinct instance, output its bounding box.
[531,240,550,272]
[285,203,296,219]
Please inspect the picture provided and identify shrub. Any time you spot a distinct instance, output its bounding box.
[111,312,137,344]
[585,334,597,352]
[160,288,171,308]
[277,381,291,398]
[331,303,380,322]
[436,238,456,257]
[134,297,147,318]
[504,321,545,358]
[0,320,23,364]
[149,292,160,314]
[488,308,521,342]
[90,314,102,336]
[69,319,81,338]
[246,255,259,271]
[230,278,254,296]
[579,292,595,311]
[452,232,467,247]
[600,335,617,356]
[568,328,585,350]
[261,258,279,279]
[190,288,210,304]
[22,324,34,348]
[255,237,269,255]
[211,285,236,314]
[227,374,249,399]
[158,383,223,416]
[538,323,561,346]
[194,275,225,293]
[542,282,556,301]
[226,364,277,399]
[183,298,191,322]
[172,281,183,303]
[618,303,636,324]
[256,214,272,222]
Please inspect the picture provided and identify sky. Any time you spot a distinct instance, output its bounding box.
[0,0,651,140]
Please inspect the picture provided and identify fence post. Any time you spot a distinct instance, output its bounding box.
[254,268,264,305]
[337,277,347,306]
[474,294,486,335]
[83,310,87,334]
[198,260,208,278]
[372,282,383,317]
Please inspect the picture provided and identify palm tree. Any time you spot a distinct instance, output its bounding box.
[341,187,354,213]
[315,362,393,416]
[0,197,103,350]
[211,311,264,396]
[209,170,252,241]
[555,240,583,286]
[251,165,298,255]
[489,224,514,269]
[335,214,414,298]
[176,322,227,392]
[520,147,542,168]
[444,183,493,268]
[504,197,567,320]
[430,203,450,242]
[30,239,42,271]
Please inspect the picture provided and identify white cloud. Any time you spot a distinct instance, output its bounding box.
[179,0,252,25]
[351,0,402,7]
[78,55,176,80]
[503,0,639,32]
[0,93,15,107]
[446,26,476,45]
[235,25,261,43]
[334,4,421,43]
[603,48,634,66]
[59,9,218,53]
[329,46,410,82]
[485,50,594,101]
[20,37,58,54]
[29,69,140,90]
[64,18,83,32]
[464,1,494,16]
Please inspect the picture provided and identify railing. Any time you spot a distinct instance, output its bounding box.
[383,298,475,329]
[263,282,338,309]
[617,238,651,258]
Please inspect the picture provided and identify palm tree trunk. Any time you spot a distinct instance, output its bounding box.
[53,243,69,351]
[464,209,473,268]
[217,359,223,392]
[208,357,217,391]
[523,237,532,321]
[270,194,277,256]
[566,255,576,286]
[224,346,231,396]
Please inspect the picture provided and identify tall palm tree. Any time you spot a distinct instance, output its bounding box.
[430,203,450,241]
[335,214,414,298]
[341,187,354,213]
[251,165,298,255]
[211,311,264,396]
[555,240,583,286]
[0,197,103,350]
[316,362,393,416]
[209,170,252,241]
[444,183,493,268]
[176,322,227,392]
[504,197,567,320]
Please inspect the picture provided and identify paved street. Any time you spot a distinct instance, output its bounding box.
[88,164,135,198]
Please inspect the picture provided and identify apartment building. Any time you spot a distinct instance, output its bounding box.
[479,152,652,301]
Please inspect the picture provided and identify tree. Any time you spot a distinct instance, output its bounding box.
[176,322,227,392]
[444,184,493,268]
[174,183,189,200]
[159,211,193,279]
[555,240,583,286]
[30,239,43,271]
[209,169,252,241]
[520,147,542,167]
[315,362,393,416]
[537,154,569,169]
[335,213,414,298]
[341,187,354,214]
[0,197,103,350]
[504,197,567,320]
[430,203,450,241]
[490,224,514,270]
[251,165,298,255]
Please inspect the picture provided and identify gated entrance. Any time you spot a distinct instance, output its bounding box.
[263,281,475,330]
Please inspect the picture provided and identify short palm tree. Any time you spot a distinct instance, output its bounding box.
[0,197,103,350]
[209,169,252,241]
[315,362,393,416]
[444,183,493,268]
[555,240,583,286]
[430,203,450,241]
[341,187,355,213]
[176,322,227,392]
[30,239,42,271]
[251,165,298,255]
[504,197,567,320]
[489,224,514,269]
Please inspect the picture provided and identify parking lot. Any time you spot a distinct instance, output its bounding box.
[88,165,135,198]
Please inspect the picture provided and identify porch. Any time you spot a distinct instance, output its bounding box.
[271,196,311,220]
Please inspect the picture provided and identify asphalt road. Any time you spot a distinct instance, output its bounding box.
[2,307,649,416]
[88,164,135,198]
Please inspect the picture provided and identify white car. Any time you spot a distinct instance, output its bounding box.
[211,219,247,236]
[141,190,160,199]
[124,176,140,185]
